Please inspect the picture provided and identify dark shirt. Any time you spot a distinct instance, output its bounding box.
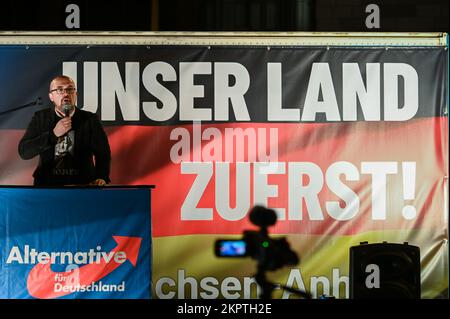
[18,107,111,186]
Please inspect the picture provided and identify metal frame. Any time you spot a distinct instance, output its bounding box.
[0,31,447,46]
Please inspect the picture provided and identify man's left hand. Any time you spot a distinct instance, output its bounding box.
[90,179,107,186]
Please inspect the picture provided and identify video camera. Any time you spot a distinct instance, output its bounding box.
[214,205,298,271]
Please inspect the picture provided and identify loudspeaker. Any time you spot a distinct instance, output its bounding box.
[349,242,421,299]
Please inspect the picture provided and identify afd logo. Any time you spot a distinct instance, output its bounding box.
[6,236,142,299]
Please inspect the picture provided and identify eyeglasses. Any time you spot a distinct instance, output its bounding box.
[49,87,77,95]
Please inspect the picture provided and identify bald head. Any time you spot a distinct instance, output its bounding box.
[48,75,77,112]
[49,75,75,91]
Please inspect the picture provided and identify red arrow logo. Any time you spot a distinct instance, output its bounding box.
[26,236,142,299]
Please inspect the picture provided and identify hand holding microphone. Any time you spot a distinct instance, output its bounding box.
[53,103,73,137]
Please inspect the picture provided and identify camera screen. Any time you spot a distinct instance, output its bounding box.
[216,240,247,257]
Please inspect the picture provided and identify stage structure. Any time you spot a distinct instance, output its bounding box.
[0,32,448,299]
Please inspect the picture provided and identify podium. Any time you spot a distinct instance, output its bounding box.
[0,185,153,299]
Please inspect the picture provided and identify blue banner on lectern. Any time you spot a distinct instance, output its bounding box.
[0,187,151,299]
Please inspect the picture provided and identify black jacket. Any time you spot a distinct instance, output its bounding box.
[18,107,111,186]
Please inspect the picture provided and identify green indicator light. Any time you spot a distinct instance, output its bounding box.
[262,241,269,248]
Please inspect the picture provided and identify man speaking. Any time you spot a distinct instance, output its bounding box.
[18,75,111,186]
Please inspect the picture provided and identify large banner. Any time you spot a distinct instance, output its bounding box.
[0,187,151,299]
[0,42,448,298]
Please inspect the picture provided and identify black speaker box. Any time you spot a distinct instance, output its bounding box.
[349,242,421,299]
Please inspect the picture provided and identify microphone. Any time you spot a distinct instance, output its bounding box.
[0,97,43,116]
[62,103,74,117]
[249,205,277,228]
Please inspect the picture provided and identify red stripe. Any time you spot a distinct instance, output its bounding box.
[2,117,447,237]
[108,118,447,237]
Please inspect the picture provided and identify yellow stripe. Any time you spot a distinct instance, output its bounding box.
[153,232,447,299]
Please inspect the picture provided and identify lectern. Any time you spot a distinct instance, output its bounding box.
[0,185,153,299]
